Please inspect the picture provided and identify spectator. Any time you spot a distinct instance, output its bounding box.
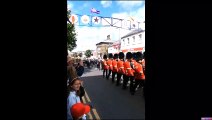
[67,65,86,120]
[75,60,84,77]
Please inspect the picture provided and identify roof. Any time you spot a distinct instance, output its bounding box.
[96,41,113,46]
[96,39,114,45]
[121,29,145,39]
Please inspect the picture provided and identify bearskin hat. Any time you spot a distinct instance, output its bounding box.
[108,53,113,59]
[126,52,133,59]
[132,52,137,59]
[113,54,118,59]
[136,52,143,61]
[143,51,145,59]
[103,54,107,59]
[118,52,124,59]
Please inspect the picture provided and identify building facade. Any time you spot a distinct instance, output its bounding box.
[96,35,113,58]
[120,29,145,54]
[108,40,121,54]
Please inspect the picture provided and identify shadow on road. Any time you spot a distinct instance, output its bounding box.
[80,74,145,119]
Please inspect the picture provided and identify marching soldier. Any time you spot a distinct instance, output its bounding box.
[131,52,145,95]
[102,54,108,78]
[123,52,135,94]
[116,52,125,86]
[106,53,113,80]
[111,53,119,83]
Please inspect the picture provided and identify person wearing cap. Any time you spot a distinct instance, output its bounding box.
[116,52,125,86]
[102,54,108,78]
[70,103,91,120]
[131,52,145,95]
[67,65,86,120]
[106,53,113,80]
[111,53,118,83]
[123,52,135,94]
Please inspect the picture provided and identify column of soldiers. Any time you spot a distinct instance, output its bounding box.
[101,51,145,96]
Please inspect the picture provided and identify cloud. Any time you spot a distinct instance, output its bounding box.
[72,25,131,52]
[67,2,73,10]
[112,6,145,22]
[70,1,145,52]
[101,1,112,8]
[82,2,91,8]
[116,1,145,11]
[112,12,128,19]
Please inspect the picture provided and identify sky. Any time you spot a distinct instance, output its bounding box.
[67,1,145,52]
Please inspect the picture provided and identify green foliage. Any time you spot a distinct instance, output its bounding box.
[67,10,77,51]
[85,50,92,58]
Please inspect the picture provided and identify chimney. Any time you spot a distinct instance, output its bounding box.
[107,35,110,40]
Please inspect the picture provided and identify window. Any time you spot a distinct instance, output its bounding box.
[123,39,125,45]
[133,36,135,42]
[139,34,142,40]
[127,38,129,44]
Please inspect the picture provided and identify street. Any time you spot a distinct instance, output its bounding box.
[81,67,145,119]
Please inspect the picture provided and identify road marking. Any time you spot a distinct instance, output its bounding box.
[84,90,101,120]
[87,111,93,119]
[82,96,86,103]
[82,96,93,119]
[85,91,91,102]
[92,109,101,120]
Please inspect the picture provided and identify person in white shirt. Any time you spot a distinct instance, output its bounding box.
[67,65,86,120]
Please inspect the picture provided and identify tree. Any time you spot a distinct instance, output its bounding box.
[85,50,92,58]
[67,10,77,51]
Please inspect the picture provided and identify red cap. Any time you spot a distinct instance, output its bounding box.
[71,103,91,118]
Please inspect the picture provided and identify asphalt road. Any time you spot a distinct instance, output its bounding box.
[80,67,145,119]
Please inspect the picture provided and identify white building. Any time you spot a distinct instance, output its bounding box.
[108,40,121,54]
[120,28,145,54]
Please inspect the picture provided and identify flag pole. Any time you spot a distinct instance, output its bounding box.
[90,8,93,27]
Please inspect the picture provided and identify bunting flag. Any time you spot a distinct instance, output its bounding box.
[128,16,135,22]
[101,17,111,26]
[92,16,101,25]
[122,19,131,29]
[68,13,143,30]
[127,16,139,29]
[91,8,100,14]
[112,18,122,28]
[81,15,90,24]
[131,21,138,29]
[69,14,78,24]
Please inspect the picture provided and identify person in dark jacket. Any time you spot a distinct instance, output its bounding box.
[75,60,84,77]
